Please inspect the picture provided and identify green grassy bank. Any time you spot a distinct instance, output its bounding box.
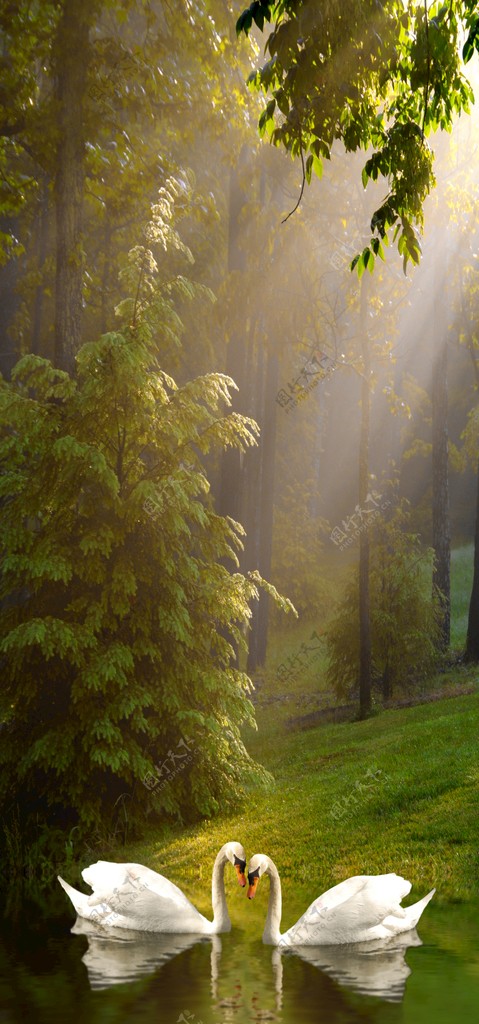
[63,544,479,930]
[110,686,479,935]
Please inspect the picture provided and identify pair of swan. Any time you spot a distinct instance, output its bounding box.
[58,841,435,945]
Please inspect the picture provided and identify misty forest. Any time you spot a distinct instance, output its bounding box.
[1,2,479,1021]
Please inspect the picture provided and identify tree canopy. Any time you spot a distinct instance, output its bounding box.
[236,0,479,272]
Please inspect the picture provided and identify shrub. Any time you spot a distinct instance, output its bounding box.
[324,498,442,701]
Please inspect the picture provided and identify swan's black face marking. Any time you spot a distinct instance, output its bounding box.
[247,866,260,899]
[234,854,247,886]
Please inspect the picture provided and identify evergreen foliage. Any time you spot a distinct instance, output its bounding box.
[0,191,293,841]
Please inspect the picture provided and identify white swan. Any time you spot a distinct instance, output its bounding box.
[247,854,435,946]
[58,841,246,934]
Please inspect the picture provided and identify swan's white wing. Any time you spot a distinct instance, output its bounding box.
[58,876,95,919]
[280,874,417,946]
[380,888,435,936]
[81,860,190,903]
[60,861,212,934]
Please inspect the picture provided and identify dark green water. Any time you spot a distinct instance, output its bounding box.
[0,895,478,1023]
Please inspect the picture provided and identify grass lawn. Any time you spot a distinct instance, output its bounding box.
[71,545,479,932]
[102,689,479,935]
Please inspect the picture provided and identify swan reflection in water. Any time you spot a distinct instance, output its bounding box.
[71,915,217,990]
[281,928,423,1003]
[72,914,422,1005]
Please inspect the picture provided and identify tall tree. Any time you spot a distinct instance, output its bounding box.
[53,0,99,371]
[245,332,279,671]
[466,458,479,660]
[358,277,372,717]
[431,253,451,648]
[0,1,260,370]
[458,315,479,660]
[218,153,250,527]
[0,0,59,369]
[443,161,479,660]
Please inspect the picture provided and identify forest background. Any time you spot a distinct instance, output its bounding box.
[1,0,479,877]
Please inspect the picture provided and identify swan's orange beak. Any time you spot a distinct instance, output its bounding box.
[247,874,259,900]
[234,863,247,887]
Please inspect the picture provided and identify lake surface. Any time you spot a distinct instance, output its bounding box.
[0,888,478,1024]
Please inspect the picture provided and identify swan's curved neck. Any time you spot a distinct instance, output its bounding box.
[263,860,282,945]
[211,848,231,932]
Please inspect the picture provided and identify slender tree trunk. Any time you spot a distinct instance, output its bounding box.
[100,217,112,335]
[217,155,249,527]
[244,327,264,666]
[464,338,479,661]
[359,277,372,718]
[432,336,450,648]
[254,349,278,667]
[32,175,51,357]
[247,345,278,672]
[53,0,94,372]
[216,154,251,665]
[382,657,391,701]
[244,165,277,671]
[465,460,479,660]
[0,215,20,378]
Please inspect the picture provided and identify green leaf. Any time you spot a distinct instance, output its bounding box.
[463,18,479,63]
[350,254,361,273]
[305,153,322,184]
[258,98,276,136]
[253,7,264,31]
[371,238,385,261]
[236,9,253,36]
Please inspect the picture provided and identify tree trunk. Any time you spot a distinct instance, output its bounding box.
[246,344,278,672]
[0,215,21,379]
[244,327,263,669]
[382,656,391,701]
[464,333,479,661]
[359,277,372,718]
[32,174,51,357]
[465,459,479,661]
[431,335,450,648]
[53,0,94,372]
[100,217,112,335]
[217,155,249,527]
[216,154,251,665]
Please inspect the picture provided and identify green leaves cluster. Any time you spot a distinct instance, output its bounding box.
[0,0,261,361]
[462,0,479,63]
[0,196,294,840]
[236,0,272,35]
[237,1,475,272]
